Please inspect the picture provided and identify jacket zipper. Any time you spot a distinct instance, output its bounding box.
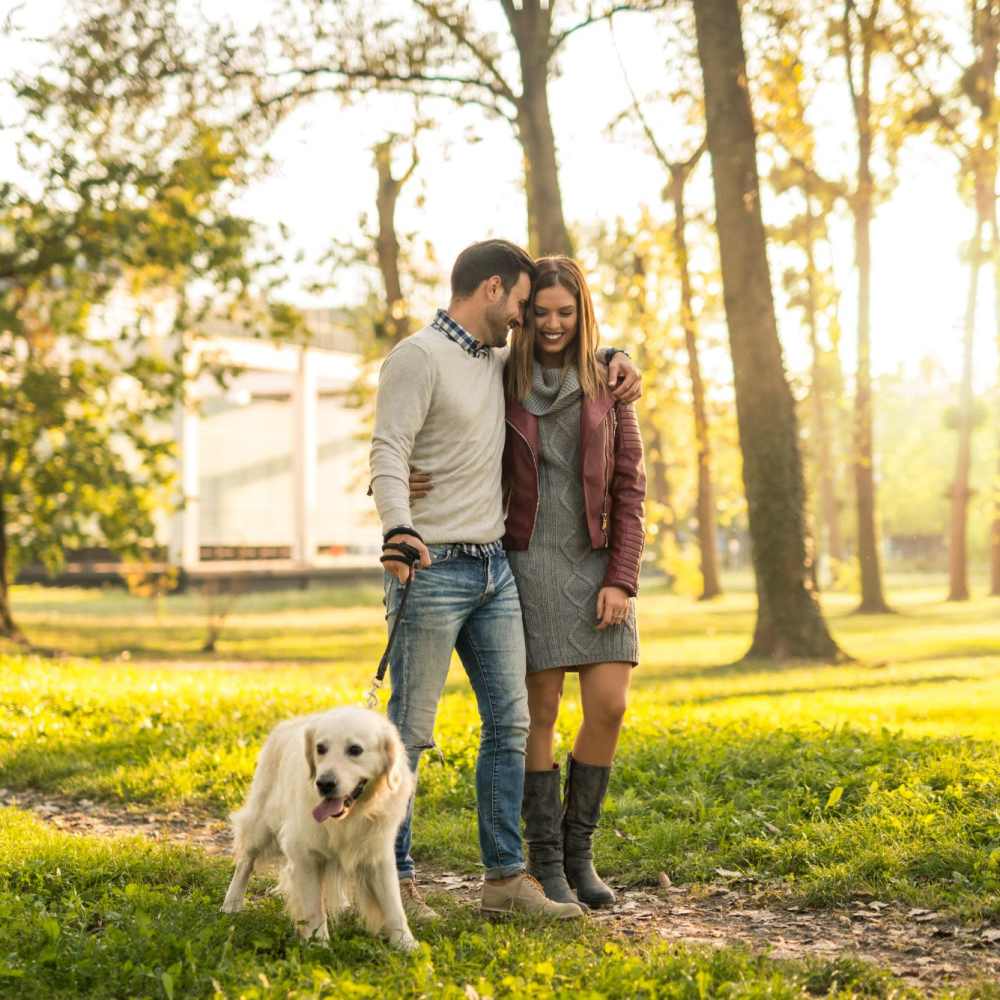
[600,408,616,545]
[506,419,541,536]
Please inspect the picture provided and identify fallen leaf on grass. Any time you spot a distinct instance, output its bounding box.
[658,872,672,889]
[981,928,1000,943]
[435,874,468,887]
[714,867,741,879]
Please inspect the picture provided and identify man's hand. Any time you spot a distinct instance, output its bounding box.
[595,585,630,630]
[382,533,432,584]
[408,469,433,501]
[608,353,642,403]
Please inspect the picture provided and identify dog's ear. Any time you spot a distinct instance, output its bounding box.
[381,724,406,792]
[304,726,317,782]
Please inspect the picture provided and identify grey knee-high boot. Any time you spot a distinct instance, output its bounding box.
[562,754,616,908]
[522,766,584,907]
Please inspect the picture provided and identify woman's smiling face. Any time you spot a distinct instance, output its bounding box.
[531,283,578,366]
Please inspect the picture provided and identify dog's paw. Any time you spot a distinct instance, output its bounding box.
[389,931,420,953]
[220,899,243,914]
[296,920,330,942]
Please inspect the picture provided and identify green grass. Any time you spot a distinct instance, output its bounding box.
[2,577,1000,995]
[2,807,988,1000]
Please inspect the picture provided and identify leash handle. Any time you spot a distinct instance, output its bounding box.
[365,543,420,709]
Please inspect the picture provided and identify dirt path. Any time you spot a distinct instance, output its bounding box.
[3,788,998,991]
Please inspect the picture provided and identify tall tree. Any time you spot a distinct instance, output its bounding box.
[325,119,442,355]
[692,0,843,658]
[993,214,1000,597]
[610,13,722,598]
[839,0,894,613]
[666,146,723,600]
[897,0,999,598]
[946,3,997,601]
[373,130,422,345]
[755,7,849,575]
[964,1,1000,599]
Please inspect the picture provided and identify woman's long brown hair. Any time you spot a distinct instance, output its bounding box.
[506,256,603,401]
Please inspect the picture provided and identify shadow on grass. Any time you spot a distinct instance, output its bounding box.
[626,669,977,704]
[7,625,388,665]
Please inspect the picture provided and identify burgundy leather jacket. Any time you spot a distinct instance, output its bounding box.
[502,390,646,596]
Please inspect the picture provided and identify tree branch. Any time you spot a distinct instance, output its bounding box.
[240,62,510,103]
[400,140,420,186]
[550,3,666,58]
[411,0,519,105]
[243,74,517,126]
[843,0,862,124]
[610,16,703,177]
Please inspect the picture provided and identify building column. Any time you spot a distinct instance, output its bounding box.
[168,400,200,570]
[292,347,318,565]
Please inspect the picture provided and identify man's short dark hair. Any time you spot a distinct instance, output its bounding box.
[450,239,537,299]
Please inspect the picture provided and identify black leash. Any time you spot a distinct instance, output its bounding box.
[365,540,421,709]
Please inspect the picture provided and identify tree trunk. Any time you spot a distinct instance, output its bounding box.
[373,138,414,345]
[984,3,1000,597]
[670,165,722,599]
[846,3,891,614]
[503,1,572,257]
[852,175,890,612]
[948,218,983,601]
[649,428,678,522]
[991,209,1000,595]
[803,186,844,570]
[692,0,842,660]
[629,254,680,558]
[0,487,26,643]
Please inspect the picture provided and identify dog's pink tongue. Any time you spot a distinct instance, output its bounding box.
[312,797,345,823]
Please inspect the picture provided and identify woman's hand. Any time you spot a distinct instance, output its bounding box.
[409,468,433,501]
[595,586,630,630]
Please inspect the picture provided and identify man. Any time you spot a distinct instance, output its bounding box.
[369,239,640,922]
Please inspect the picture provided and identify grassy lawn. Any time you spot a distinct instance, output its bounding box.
[2,807,945,1000]
[2,575,999,996]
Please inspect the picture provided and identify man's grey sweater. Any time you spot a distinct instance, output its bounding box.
[369,325,508,544]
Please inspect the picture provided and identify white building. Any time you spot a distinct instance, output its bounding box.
[168,309,381,580]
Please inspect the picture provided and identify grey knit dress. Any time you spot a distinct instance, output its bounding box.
[507,363,639,674]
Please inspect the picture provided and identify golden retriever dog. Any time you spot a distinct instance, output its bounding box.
[221,706,417,952]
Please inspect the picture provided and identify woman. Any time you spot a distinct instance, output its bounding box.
[502,256,645,909]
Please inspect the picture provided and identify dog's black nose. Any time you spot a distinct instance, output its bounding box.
[316,778,338,797]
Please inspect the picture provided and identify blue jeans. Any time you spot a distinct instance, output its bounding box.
[383,545,529,880]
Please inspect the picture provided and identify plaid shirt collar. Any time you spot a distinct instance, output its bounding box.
[431,308,490,358]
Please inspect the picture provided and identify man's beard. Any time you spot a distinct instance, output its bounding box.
[483,303,512,347]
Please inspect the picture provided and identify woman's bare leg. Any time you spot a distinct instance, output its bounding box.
[525,668,566,772]
[572,661,632,766]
